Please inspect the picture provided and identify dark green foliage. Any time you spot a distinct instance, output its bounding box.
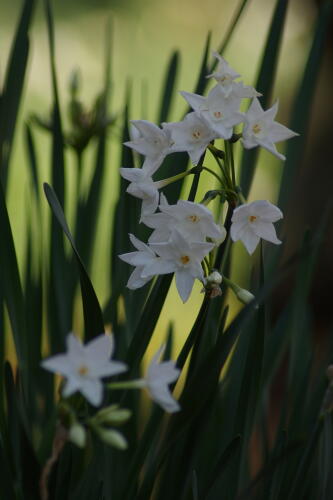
[0,0,332,498]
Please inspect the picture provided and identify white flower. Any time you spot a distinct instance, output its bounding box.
[162,112,217,165]
[242,98,298,160]
[144,345,180,413]
[118,233,160,289]
[143,199,226,244]
[180,86,244,139]
[147,230,214,302]
[230,200,283,254]
[41,333,127,407]
[124,120,172,172]
[207,52,240,94]
[120,164,160,218]
[207,52,261,99]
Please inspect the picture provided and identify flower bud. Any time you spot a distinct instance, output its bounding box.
[69,422,86,448]
[206,270,223,285]
[95,428,128,450]
[95,405,132,425]
[236,288,256,305]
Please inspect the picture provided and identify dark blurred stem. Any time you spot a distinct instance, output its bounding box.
[76,150,83,202]
[188,151,206,202]
[215,200,236,271]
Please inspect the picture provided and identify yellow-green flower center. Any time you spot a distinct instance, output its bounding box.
[188,214,199,223]
[78,364,89,376]
[192,130,201,139]
[252,123,261,134]
[180,255,190,265]
[248,215,257,223]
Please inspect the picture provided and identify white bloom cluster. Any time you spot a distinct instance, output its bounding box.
[119,51,296,303]
[42,333,180,413]
[119,198,225,302]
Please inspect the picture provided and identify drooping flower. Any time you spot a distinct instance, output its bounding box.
[118,233,160,289]
[144,345,180,413]
[162,112,217,165]
[242,98,298,160]
[230,200,283,254]
[143,199,226,244]
[124,120,172,172]
[207,52,261,99]
[41,333,127,407]
[180,86,244,139]
[146,230,215,302]
[120,164,160,218]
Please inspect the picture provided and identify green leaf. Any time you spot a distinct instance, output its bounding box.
[157,51,179,123]
[0,0,36,190]
[0,184,28,375]
[44,183,104,340]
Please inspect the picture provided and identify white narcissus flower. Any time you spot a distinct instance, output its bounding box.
[242,98,298,160]
[120,163,161,218]
[180,86,244,139]
[144,345,180,413]
[143,199,226,244]
[118,233,160,289]
[207,51,261,99]
[230,200,283,255]
[41,333,127,407]
[147,230,215,302]
[124,120,172,171]
[162,112,217,165]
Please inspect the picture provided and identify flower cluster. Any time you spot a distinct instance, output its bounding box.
[42,333,181,449]
[119,52,297,302]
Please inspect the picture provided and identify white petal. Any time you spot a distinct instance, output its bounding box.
[91,360,128,378]
[253,222,281,245]
[62,376,82,398]
[180,90,207,111]
[41,354,71,375]
[175,269,195,302]
[127,267,152,289]
[141,259,175,278]
[240,226,260,255]
[256,139,285,160]
[147,383,180,413]
[230,220,248,241]
[120,167,145,182]
[81,379,104,407]
[85,334,113,360]
[140,193,159,217]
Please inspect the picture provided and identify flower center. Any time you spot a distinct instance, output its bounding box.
[252,123,262,135]
[192,130,201,140]
[77,364,89,376]
[180,255,190,265]
[248,215,257,223]
[213,111,223,119]
[187,214,199,223]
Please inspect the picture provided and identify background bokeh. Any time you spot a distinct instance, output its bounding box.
[1,0,332,353]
